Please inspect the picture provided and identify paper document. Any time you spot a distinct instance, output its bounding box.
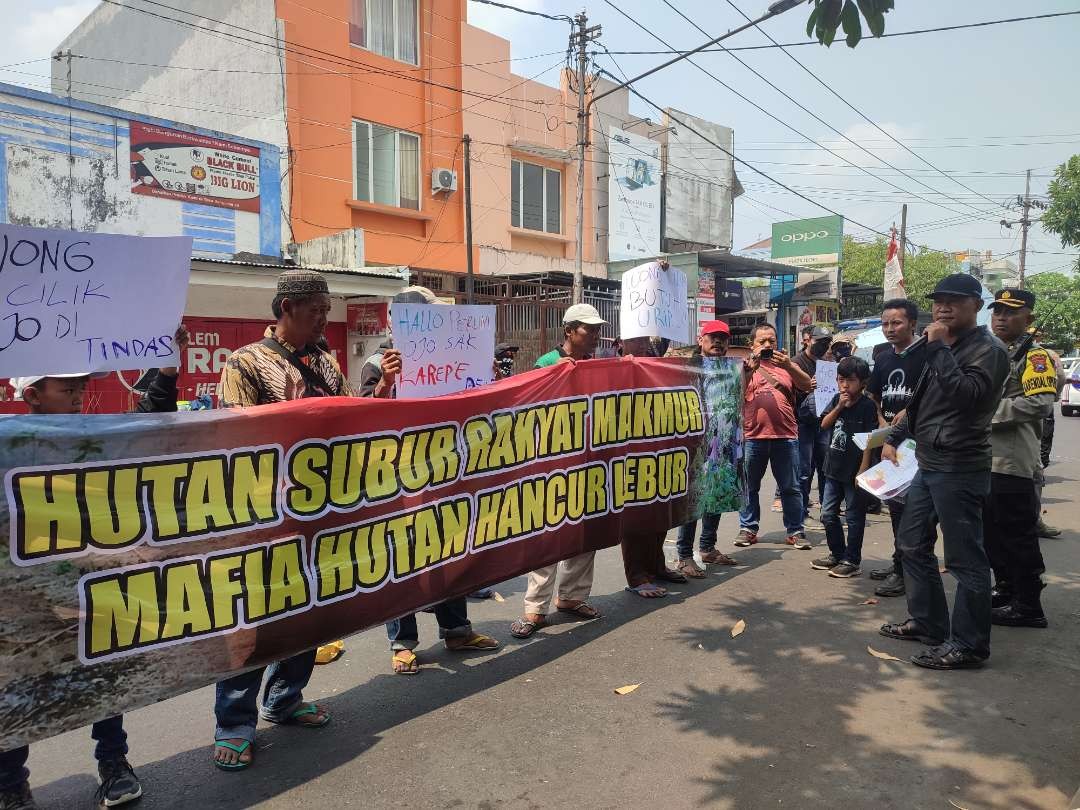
[853,426,892,451]
[856,439,917,500]
[814,360,839,416]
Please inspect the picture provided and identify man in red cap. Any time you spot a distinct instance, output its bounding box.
[675,320,739,577]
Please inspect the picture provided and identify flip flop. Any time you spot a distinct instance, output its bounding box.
[280,703,331,727]
[213,740,253,772]
[392,649,419,674]
[510,618,546,638]
[655,568,688,584]
[625,583,668,598]
[446,633,500,651]
[556,602,602,620]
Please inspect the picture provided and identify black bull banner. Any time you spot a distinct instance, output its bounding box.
[0,357,743,749]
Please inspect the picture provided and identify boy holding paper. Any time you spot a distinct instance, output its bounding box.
[811,356,884,578]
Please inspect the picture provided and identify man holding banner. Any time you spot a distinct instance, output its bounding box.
[212,269,344,770]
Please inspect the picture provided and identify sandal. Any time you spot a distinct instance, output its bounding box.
[213,739,253,772]
[446,633,500,651]
[676,558,706,579]
[910,646,985,670]
[700,550,738,566]
[625,582,668,598]
[879,620,944,646]
[509,618,546,638]
[655,568,688,584]
[392,649,419,674]
[282,702,330,727]
[556,601,602,620]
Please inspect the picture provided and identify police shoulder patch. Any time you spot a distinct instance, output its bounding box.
[1020,349,1057,396]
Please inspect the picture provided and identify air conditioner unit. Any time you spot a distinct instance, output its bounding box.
[431,167,458,194]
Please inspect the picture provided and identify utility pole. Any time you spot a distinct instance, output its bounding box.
[463,134,475,304]
[1018,168,1031,289]
[572,13,601,305]
[899,203,907,276]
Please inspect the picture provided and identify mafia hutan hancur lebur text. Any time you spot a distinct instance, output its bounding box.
[5,388,702,663]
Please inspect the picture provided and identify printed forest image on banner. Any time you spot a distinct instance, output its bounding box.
[687,357,743,516]
[0,357,744,750]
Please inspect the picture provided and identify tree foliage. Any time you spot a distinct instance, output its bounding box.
[1027,272,1080,352]
[806,0,894,48]
[840,236,956,303]
[1042,155,1080,249]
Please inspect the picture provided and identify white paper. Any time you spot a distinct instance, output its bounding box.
[0,224,191,378]
[856,439,917,500]
[619,261,691,344]
[814,360,839,416]
[394,304,496,398]
[853,426,892,451]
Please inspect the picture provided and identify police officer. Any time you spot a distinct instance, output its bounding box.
[985,288,1056,628]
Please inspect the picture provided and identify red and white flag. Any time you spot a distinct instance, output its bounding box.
[883,228,904,299]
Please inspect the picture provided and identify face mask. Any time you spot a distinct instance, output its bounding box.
[832,344,852,359]
[810,340,830,358]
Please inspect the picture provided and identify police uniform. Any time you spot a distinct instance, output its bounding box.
[984,288,1056,627]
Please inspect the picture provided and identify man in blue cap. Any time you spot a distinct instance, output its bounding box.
[878,273,1009,670]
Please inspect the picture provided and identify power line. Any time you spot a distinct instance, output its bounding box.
[599,2,989,222]
[601,10,1080,55]
[468,0,573,23]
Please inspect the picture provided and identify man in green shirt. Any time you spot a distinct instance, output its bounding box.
[533,303,606,368]
[510,303,607,638]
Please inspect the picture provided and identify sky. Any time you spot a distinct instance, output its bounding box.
[4,0,1079,278]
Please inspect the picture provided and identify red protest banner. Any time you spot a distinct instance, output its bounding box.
[0,357,742,749]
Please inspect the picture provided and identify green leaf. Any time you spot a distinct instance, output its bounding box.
[841,0,862,47]
[806,4,821,38]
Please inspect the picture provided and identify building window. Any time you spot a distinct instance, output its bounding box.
[349,0,419,65]
[353,120,420,210]
[511,159,561,234]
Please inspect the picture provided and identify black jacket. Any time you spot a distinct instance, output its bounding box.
[131,372,179,414]
[886,325,1008,473]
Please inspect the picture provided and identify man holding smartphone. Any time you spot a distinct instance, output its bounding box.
[734,323,814,549]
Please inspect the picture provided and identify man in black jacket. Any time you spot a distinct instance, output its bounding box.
[879,274,1009,670]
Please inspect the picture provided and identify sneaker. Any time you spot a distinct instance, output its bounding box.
[874,571,905,597]
[786,532,812,550]
[96,757,143,807]
[0,783,36,810]
[771,498,783,513]
[811,553,838,570]
[829,561,861,578]
[1036,520,1062,539]
[733,529,758,547]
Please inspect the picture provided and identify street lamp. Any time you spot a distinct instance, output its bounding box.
[573,0,803,302]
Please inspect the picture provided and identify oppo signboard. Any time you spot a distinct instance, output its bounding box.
[770,215,844,267]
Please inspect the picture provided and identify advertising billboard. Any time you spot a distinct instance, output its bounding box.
[607,126,661,261]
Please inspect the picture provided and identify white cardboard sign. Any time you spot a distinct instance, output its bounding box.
[394,303,496,398]
[619,261,690,344]
[0,224,192,378]
[814,359,839,416]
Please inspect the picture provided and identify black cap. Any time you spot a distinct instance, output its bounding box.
[808,325,832,340]
[495,342,519,358]
[990,287,1036,310]
[927,273,983,300]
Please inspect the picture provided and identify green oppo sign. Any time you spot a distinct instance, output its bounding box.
[770,215,844,267]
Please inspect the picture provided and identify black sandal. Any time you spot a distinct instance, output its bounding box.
[655,568,688,584]
[911,647,985,670]
[879,619,944,646]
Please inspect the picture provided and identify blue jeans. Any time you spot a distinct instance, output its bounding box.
[897,469,992,659]
[386,597,471,651]
[214,650,317,743]
[0,716,126,791]
[739,438,804,535]
[821,477,866,565]
[677,512,721,558]
[798,422,828,515]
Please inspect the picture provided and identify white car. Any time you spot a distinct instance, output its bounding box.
[1062,358,1080,417]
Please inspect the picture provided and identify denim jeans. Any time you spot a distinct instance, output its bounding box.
[0,716,126,791]
[897,469,992,659]
[676,512,721,559]
[386,597,471,651]
[821,477,866,565]
[215,649,318,743]
[798,421,828,515]
[739,438,804,535]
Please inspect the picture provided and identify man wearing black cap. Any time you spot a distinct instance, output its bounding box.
[985,288,1056,628]
[493,342,519,379]
[879,273,1009,670]
[794,324,834,519]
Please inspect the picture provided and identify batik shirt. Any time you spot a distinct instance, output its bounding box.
[219,327,353,407]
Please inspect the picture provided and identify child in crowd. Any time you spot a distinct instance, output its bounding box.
[812,356,884,578]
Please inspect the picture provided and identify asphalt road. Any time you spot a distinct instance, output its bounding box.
[24,414,1080,809]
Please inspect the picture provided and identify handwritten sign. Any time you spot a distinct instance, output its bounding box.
[0,224,191,379]
[814,359,839,416]
[394,303,496,398]
[619,261,690,343]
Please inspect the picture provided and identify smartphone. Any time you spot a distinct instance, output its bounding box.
[759,347,774,360]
